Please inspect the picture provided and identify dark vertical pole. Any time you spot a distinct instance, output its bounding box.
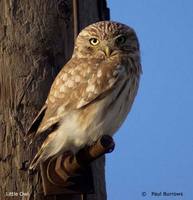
[73,0,79,40]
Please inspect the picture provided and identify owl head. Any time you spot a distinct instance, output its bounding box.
[73,21,140,59]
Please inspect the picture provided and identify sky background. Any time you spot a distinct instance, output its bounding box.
[106,1,193,200]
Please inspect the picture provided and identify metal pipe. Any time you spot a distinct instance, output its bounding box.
[53,135,115,182]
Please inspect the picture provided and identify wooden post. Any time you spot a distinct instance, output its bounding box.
[0,0,110,199]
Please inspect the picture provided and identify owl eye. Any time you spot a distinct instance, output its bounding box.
[89,38,100,46]
[116,35,127,45]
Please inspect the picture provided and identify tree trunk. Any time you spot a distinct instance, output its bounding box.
[0,0,110,199]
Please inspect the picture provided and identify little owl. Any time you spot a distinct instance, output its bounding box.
[27,21,142,170]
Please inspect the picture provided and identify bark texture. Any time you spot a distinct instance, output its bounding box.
[0,0,110,199]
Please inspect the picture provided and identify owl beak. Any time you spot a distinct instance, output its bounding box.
[104,46,113,57]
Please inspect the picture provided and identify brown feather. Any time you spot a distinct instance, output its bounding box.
[25,104,47,142]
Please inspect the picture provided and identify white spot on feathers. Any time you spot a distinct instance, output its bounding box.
[77,99,87,108]
[97,69,102,78]
[61,73,68,81]
[60,85,66,92]
[65,80,75,88]
[86,85,95,92]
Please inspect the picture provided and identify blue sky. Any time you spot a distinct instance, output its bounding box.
[106,1,193,199]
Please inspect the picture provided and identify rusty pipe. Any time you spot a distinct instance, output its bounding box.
[51,135,115,182]
[63,135,115,176]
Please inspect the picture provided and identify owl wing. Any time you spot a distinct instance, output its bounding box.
[26,104,47,137]
[27,57,124,140]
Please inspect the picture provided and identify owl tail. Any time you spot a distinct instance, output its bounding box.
[29,147,45,171]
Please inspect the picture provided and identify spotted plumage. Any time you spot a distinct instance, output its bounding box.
[27,21,142,170]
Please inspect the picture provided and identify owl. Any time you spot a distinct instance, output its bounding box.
[27,21,142,170]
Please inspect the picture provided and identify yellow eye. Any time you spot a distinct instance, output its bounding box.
[89,38,100,46]
[116,35,127,45]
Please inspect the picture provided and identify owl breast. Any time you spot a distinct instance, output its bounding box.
[77,72,140,145]
[104,76,139,135]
